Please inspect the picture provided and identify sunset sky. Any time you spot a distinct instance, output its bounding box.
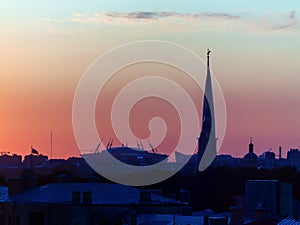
[0,1,299,159]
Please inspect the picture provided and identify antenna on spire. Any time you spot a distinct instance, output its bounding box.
[207,48,211,67]
[250,137,253,144]
[207,48,211,57]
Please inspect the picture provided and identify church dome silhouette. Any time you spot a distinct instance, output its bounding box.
[244,152,258,160]
[243,137,258,168]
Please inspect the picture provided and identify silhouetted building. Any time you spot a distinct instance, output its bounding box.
[259,151,276,160]
[83,146,168,170]
[23,154,48,168]
[258,151,278,170]
[0,153,23,179]
[8,168,37,196]
[211,154,240,168]
[39,159,66,169]
[229,180,296,225]
[245,180,293,218]
[107,146,168,166]
[243,138,258,168]
[287,148,300,160]
[0,182,186,225]
[0,153,22,168]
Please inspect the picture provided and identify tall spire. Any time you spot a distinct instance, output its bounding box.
[198,49,217,162]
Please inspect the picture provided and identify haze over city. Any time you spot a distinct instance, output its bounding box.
[0,0,300,158]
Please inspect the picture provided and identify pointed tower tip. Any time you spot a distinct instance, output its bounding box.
[207,49,211,67]
[207,48,211,57]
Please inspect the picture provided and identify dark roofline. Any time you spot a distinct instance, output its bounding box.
[0,202,185,207]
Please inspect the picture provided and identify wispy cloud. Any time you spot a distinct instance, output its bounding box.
[39,10,298,33]
[39,11,240,25]
[104,11,240,20]
[271,10,297,30]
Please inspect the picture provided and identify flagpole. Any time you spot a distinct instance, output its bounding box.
[50,130,53,159]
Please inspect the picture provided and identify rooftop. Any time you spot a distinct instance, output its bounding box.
[0,183,179,205]
[278,218,300,225]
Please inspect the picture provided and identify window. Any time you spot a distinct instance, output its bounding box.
[72,191,81,203]
[29,212,44,225]
[83,191,92,204]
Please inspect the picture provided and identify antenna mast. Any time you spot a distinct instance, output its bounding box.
[50,130,53,159]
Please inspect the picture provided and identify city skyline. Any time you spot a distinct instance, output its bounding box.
[0,1,300,158]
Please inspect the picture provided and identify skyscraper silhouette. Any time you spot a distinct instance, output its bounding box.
[197,49,217,169]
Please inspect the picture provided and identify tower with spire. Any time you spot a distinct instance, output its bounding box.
[197,49,217,163]
[243,137,258,167]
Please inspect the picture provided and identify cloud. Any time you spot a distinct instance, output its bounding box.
[271,10,297,30]
[104,11,240,20]
[289,10,296,20]
[40,13,107,24]
[39,11,240,25]
[39,10,298,33]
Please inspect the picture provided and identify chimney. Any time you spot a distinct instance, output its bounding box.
[279,146,282,160]
[230,206,244,225]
